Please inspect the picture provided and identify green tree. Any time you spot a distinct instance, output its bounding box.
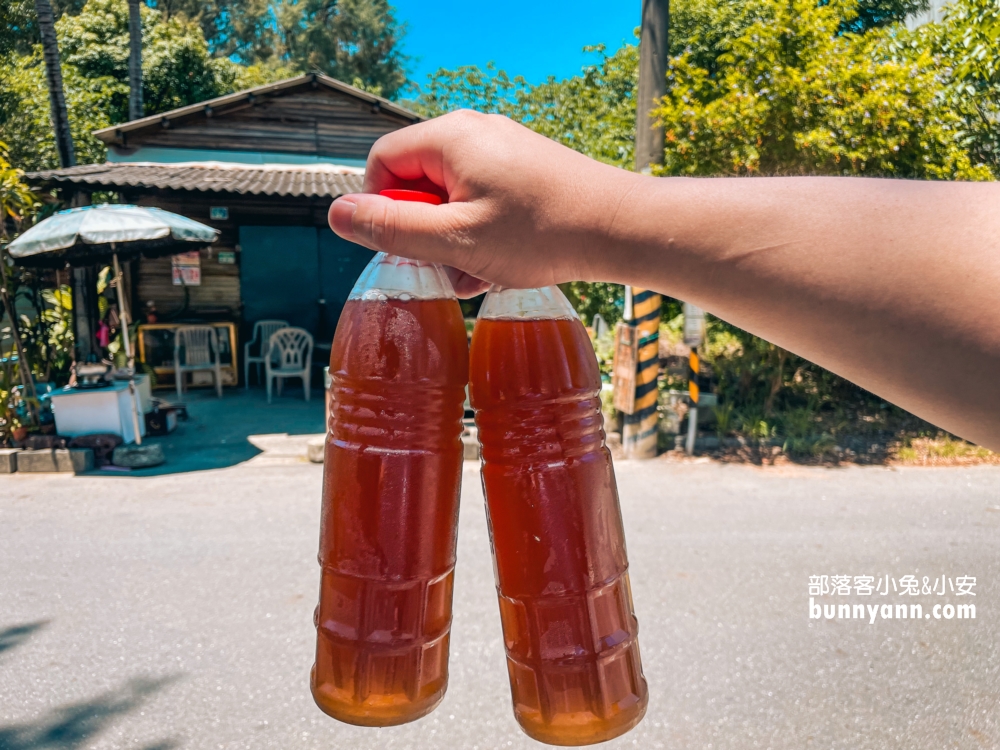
[34,0,77,168]
[559,281,625,327]
[0,0,292,171]
[653,0,992,179]
[0,141,43,441]
[145,0,409,97]
[415,45,638,169]
[275,0,407,97]
[0,0,86,58]
[150,0,278,65]
[415,62,530,119]
[843,0,930,31]
[922,0,1000,173]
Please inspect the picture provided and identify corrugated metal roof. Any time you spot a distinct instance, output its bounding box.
[26,161,365,198]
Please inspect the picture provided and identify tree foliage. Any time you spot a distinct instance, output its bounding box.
[414,45,638,169]
[0,0,294,171]
[843,0,930,31]
[560,281,626,327]
[654,0,992,179]
[923,0,1000,172]
[275,0,407,97]
[0,143,41,239]
[0,0,86,57]
[145,0,408,97]
[3,0,409,93]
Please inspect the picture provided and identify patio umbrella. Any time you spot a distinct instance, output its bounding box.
[8,205,220,446]
[7,204,219,267]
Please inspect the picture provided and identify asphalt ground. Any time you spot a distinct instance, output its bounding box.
[2,458,998,749]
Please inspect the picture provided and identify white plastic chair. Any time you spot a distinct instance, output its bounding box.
[174,326,223,399]
[266,327,313,403]
[244,319,289,389]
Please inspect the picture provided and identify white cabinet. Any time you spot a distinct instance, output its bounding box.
[50,375,152,444]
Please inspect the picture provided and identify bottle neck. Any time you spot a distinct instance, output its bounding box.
[478,285,579,321]
[349,253,457,301]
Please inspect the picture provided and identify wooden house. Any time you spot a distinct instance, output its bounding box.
[26,73,421,383]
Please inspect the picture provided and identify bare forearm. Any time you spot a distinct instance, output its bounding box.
[596,175,1000,449]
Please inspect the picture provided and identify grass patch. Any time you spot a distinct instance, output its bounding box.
[892,435,998,465]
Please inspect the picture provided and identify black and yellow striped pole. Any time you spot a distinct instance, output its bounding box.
[622,288,661,458]
[624,0,668,458]
[683,302,705,454]
[685,347,699,454]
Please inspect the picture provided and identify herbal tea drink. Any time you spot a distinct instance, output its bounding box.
[312,191,469,726]
[470,286,648,746]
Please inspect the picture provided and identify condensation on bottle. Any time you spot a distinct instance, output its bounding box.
[470,285,648,746]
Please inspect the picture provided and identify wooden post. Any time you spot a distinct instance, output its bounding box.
[623,0,669,459]
[67,193,98,365]
[127,0,143,121]
[71,265,99,363]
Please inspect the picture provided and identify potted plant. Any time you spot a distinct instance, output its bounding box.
[11,416,28,443]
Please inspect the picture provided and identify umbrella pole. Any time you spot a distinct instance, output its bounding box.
[112,252,143,446]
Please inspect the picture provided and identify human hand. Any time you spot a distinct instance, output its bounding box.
[328,110,634,297]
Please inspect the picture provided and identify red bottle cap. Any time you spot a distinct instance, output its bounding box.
[379,189,444,205]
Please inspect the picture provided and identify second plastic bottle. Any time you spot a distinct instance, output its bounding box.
[312,190,469,726]
[470,286,648,746]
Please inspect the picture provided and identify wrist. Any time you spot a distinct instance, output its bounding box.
[570,165,647,283]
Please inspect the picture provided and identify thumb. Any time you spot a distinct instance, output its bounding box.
[328,193,459,262]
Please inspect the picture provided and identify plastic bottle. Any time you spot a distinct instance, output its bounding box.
[469,286,648,746]
[312,190,469,726]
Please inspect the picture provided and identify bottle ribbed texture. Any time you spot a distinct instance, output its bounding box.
[312,251,468,727]
[471,286,647,746]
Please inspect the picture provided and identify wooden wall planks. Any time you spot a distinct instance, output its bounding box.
[123,89,410,159]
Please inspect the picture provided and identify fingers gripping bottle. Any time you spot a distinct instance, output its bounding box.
[312,190,469,726]
[470,286,648,746]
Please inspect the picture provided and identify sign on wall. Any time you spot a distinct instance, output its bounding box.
[171,250,202,286]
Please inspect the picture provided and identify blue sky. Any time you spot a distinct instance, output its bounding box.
[391,0,640,89]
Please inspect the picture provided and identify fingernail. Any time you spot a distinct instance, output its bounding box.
[329,198,358,239]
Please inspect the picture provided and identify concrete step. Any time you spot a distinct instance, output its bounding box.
[0,448,20,473]
[17,448,94,474]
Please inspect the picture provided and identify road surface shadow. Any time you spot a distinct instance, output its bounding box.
[0,675,180,750]
[0,621,49,656]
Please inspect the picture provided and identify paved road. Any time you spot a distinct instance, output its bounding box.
[2,459,998,749]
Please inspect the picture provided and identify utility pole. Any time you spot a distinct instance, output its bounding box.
[622,0,668,459]
[635,0,669,175]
